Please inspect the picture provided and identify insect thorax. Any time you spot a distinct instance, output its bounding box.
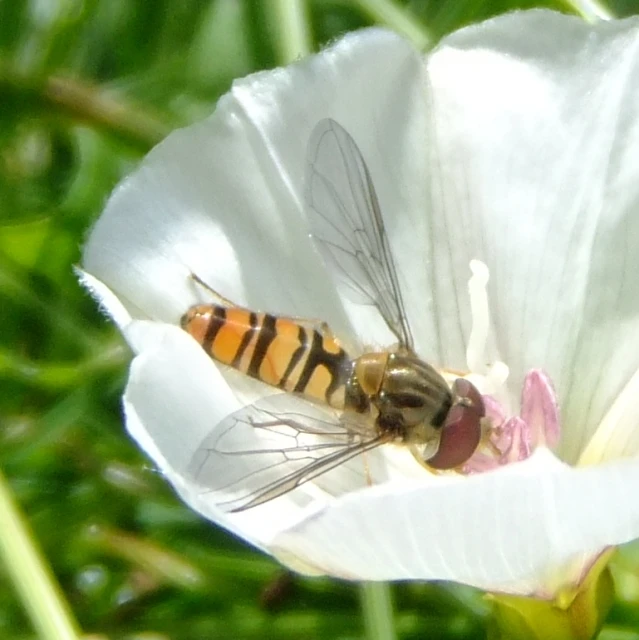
[345,351,453,443]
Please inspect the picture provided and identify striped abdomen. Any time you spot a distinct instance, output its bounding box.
[181,304,352,408]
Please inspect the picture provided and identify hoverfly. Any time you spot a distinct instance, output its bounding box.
[181,118,485,512]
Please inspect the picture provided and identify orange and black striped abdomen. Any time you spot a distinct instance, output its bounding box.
[181,304,352,408]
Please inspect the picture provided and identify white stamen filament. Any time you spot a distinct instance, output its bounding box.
[489,360,509,384]
[466,259,491,374]
[465,260,509,396]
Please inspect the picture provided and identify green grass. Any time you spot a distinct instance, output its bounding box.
[1,1,638,638]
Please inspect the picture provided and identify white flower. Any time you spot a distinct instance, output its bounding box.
[80,9,639,597]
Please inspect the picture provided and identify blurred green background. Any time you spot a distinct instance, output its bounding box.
[2,1,639,639]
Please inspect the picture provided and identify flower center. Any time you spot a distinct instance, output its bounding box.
[455,260,561,474]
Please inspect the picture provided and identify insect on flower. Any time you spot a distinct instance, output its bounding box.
[180,119,485,512]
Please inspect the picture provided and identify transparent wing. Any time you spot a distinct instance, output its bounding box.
[306,118,413,349]
[187,393,387,513]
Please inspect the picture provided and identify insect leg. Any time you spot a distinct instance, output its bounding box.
[187,271,238,307]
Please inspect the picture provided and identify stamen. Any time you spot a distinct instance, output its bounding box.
[463,369,561,474]
[465,260,509,395]
[466,260,491,374]
[459,262,563,474]
[484,361,510,394]
[520,370,560,450]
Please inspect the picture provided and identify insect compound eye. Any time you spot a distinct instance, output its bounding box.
[452,378,485,416]
[425,378,485,470]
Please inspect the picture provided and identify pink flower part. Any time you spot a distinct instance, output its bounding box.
[463,369,560,473]
[483,395,506,425]
[519,369,560,449]
[497,416,532,463]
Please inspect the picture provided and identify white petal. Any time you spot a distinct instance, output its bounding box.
[76,268,132,330]
[272,448,639,593]
[424,11,639,460]
[82,28,433,354]
[578,367,639,465]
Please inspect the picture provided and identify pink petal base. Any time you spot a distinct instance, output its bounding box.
[464,369,560,473]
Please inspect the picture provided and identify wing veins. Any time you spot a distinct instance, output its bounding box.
[306,118,414,349]
[225,434,388,512]
[190,392,388,512]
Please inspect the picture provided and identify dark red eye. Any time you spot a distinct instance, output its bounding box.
[427,378,484,470]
